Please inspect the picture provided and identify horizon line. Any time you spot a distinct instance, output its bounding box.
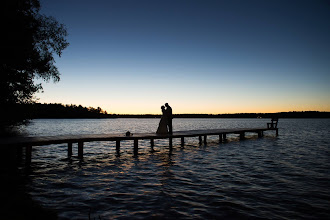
[110,111,330,115]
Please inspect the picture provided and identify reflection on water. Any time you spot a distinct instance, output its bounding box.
[19,119,330,219]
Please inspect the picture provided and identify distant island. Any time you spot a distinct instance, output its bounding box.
[20,103,330,119]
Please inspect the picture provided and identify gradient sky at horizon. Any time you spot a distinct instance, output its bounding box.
[37,0,330,114]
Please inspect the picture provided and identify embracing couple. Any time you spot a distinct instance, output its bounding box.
[156,103,173,134]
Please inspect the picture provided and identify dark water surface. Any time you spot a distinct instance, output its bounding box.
[19,119,330,219]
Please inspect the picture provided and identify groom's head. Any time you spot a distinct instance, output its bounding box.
[165,103,169,107]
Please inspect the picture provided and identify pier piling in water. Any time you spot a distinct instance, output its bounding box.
[68,142,72,158]
[134,139,138,155]
[26,145,32,164]
[116,140,120,152]
[169,138,173,148]
[78,142,83,159]
[150,138,154,150]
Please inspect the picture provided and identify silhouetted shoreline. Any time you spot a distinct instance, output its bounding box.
[11,103,330,119]
[112,112,330,119]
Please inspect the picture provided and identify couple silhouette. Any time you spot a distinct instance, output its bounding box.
[156,103,173,134]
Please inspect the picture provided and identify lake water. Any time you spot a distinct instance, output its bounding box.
[19,118,330,219]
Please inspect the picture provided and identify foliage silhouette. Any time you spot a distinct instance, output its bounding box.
[1,0,69,127]
[30,103,109,118]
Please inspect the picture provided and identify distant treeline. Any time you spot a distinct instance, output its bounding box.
[25,103,110,118]
[16,103,330,119]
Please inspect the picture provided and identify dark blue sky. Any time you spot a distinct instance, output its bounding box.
[38,0,330,113]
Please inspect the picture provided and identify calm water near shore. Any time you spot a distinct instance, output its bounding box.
[18,118,330,219]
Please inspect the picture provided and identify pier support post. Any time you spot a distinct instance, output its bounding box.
[199,136,202,145]
[181,137,184,147]
[169,138,173,149]
[26,145,32,165]
[68,143,72,158]
[258,131,264,138]
[78,142,83,159]
[223,134,227,141]
[204,135,207,144]
[134,139,138,155]
[276,129,278,136]
[116,140,120,153]
[240,132,245,140]
[219,134,223,143]
[150,138,154,151]
[17,146,23,163]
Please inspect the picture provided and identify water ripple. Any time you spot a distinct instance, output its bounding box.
[18,119,330,219]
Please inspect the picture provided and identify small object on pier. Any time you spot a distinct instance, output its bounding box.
[267,118,278,129]
[126,131,133,136]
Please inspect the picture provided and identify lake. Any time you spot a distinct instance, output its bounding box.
[18,118,330,219]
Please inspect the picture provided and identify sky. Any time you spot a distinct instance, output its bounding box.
[37,0,330,114]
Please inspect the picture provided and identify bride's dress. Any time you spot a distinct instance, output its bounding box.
[156,112,168,134]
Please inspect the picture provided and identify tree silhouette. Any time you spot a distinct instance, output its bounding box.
[28,103,109,118]
[1,0,69,126]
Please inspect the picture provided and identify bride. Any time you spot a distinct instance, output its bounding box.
[156,106,168,134]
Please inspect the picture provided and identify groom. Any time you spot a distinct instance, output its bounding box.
[165,103,173,134]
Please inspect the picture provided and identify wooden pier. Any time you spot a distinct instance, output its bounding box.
[1,127,278,164]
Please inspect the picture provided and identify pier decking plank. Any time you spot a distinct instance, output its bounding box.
[0,128,277,147]
[1,127,278,163]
